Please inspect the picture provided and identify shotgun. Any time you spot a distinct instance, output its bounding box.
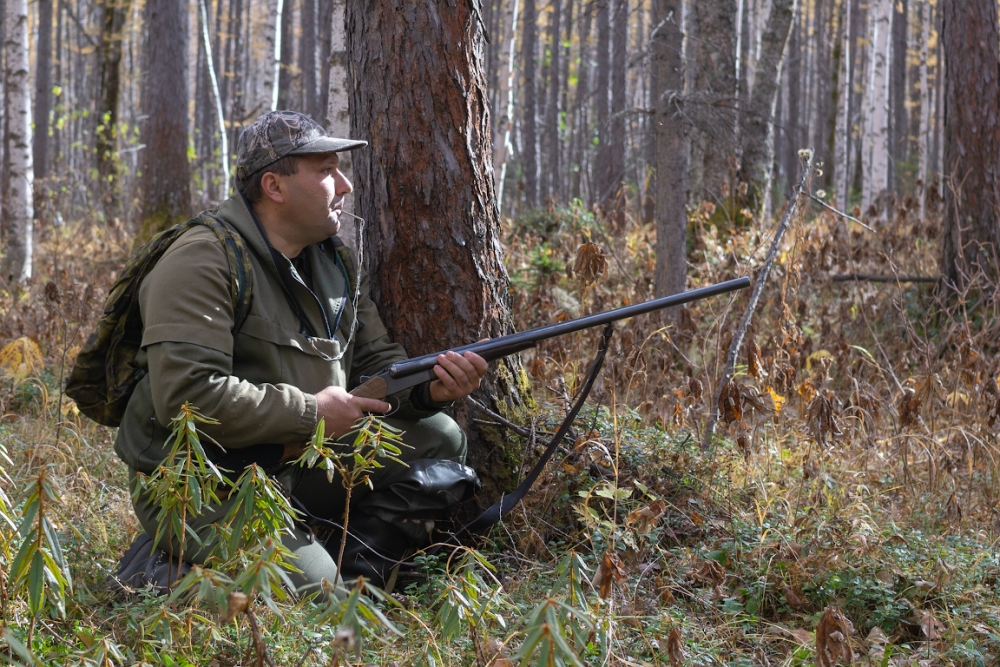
[349,276,751,401]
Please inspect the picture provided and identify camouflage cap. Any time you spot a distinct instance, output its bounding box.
[235,110,367,180]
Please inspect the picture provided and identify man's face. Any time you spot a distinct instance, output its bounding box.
[273,152,353,246]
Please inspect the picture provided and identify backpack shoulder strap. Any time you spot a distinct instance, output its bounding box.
[196,213,254,333]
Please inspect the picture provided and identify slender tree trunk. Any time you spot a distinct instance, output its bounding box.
[199,0,230,194]
[569,0,592,202]
[300,0,317,118]
[782,15,801,196]
[835,0,853,212]
[226,0,246,152]
[653,0,688,300]
[95,0,130,214]
[136,0,190,242]
[861,0,890,217]
[606,0,627,227]
[277,0,294,109]
[34,0,53,188]
[346,0,531,506]
[2,0,33,283]
[918,0,929,220]
[494,0,520,208]
[940,0,1000,285]
[890,0,907,192]
[521,0,539,208]
[317,0,333,123]
[737,0,796,209]
[325,0,353,244]
[544,0,561,204]
[594,0,610,208]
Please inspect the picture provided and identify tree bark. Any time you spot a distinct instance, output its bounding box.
[652,0,688,300]
[325,0,353,244]
[737,0,796,211]
[33,0,53,186]
[543,0,561,204]
[95,0,131,214]
[593,0,611,207]
[136,0,190,242]
[277,0,295,109]
[890,0,908,192]
[1,0,33,283]
[346,0,532,504]
[940,0,1000,285]
[861,0,890,216]
[300,0,318,118]
[917,0,929,220]
[521,0,539,208]
[569,0,592,201]
[606,0,627,227]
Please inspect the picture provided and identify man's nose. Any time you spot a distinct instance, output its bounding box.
[335,169,353,196]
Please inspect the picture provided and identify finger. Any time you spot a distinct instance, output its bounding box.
[434,356,462,390]
[353,396,392,413]
[441,352,481,389]
[463,351,489,376]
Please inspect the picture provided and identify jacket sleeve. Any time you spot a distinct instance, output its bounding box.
[139,229,317,446]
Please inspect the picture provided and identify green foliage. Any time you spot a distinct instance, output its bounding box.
[9,466,73,620]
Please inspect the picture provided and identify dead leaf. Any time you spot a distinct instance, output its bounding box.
[592,551,627,599]
[815,606,854,667]
[719,381,743,425]
[666,627,684,667]
[748,336,767,379]
[626,499,667,533]
[687,376,703,401]
[783,585,808,611]
[765,385,787,416]
[0,337,44,383]
[866,627,890,646]
[221,591,249,624]
[693,559,726,587]
[945,492,962,525]
[919,611,944,641]
[808,389,842,447]
[573,242,608,290]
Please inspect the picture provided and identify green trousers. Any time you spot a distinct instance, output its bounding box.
[129,412,466,597]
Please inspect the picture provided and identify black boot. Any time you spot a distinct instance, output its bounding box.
[109,533,192,594]
[330,459,479,589]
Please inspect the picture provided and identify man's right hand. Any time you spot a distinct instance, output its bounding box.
[314,386,391,438]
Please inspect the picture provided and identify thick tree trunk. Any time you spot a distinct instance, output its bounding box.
[940,0,1000,285]
[521,0,539,209]
[136,0,190,242]
[652,0,688,300]
[2,0,33,283]
[346,0,532,504]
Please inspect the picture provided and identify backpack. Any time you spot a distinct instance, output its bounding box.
[66,214,254,427]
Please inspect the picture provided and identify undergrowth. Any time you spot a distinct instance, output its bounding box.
[0,192,997,665]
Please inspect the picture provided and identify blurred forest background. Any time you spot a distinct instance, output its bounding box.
[0,0,991,278]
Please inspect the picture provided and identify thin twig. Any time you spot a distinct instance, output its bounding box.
[466,396,536,437]
[808,193,877,232]
[702,150,815,449]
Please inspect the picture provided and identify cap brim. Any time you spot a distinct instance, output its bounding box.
[290,136,368,155]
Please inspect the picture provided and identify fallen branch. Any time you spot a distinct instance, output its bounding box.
[701,149,814,450]
[831,273,937,284]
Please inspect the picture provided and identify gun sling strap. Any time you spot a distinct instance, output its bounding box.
[291,324,614,559]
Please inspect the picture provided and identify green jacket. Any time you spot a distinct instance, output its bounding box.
[115,195,440,474]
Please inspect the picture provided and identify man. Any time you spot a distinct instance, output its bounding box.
[115,110,487,592]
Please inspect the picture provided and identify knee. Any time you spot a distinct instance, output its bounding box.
[409,413,467,463]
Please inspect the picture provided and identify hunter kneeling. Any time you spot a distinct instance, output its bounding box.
[98,111,488,593]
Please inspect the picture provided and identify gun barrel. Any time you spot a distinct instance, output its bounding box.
[387,276,751,379]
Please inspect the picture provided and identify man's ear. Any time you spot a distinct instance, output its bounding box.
[260,172,284,204]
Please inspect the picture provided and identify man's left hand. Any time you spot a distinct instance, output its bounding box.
[428,350,489,403]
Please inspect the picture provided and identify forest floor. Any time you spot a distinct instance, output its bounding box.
[0,187,998,666]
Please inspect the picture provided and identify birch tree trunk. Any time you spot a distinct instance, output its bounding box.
[326,0,353,242]
[594,0,611,207]
[941,0,1000,285]
[345,0,531,505]
[861,0,890,217]
[544,0,561,203]
[1,0,33,283]
[653,0,688,300]
[136,0,190,242]
[493,0,520,207]
[276,0,294,109]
